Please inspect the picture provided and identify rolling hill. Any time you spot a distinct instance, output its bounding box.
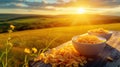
[0,14,120,33]
[0,23,120,49]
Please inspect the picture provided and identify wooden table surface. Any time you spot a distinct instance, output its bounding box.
[29,31,120,67]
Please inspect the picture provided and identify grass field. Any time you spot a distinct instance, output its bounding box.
[0,23,120,67]
[0,14,120,33]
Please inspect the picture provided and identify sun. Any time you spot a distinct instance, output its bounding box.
[77,8,86,14]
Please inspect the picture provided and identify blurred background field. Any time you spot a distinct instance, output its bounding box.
[0,14,120,33]
[0,14,120,67]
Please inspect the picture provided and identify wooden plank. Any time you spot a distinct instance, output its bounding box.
[29,31,120,67]
[29,44,120,67]
[107,31,120,51]
[104,46,120,67]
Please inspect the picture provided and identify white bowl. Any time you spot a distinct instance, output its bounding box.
[88,31,113,40]
[72,34,106,56]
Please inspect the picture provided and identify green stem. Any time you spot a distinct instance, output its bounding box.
[5,31,11,67]
[23,55,28,67]
[42,36,60,53]
[5,46,8,67]
[2,60,5,67]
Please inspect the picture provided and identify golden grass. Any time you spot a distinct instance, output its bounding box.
[0,23,120,49]
[0,23,120,67]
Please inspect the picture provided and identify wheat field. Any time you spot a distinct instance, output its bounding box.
[0,23,120,67]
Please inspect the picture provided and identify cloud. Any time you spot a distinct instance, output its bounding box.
[0,0,23,3]
[13,3,28,7]
[0,0,120,10]
[60,0,120,8]
[42,0,48,4]
[57,0,64,3]
[0,2,29,9]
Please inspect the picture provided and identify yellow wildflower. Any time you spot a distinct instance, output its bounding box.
[8,43,13,47]
[10,25,15,30]
[39,53,45,60]
[24,48,31,54]
[32,47,37,53]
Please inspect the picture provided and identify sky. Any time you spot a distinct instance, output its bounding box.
[0,0,120,15]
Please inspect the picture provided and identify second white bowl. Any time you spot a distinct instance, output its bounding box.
[72,34,106,56]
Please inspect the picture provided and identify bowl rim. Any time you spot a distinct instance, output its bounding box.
[88,31,113,34]
[72,34,106,45]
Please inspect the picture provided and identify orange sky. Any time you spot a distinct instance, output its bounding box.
[0,0,120,15]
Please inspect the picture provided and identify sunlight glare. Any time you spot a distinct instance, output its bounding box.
[77,8,86,14]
